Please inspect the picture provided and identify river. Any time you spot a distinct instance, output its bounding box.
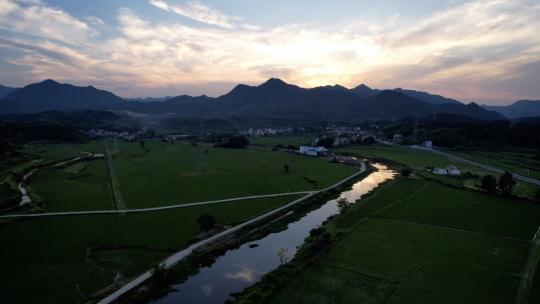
[149,163,396,304]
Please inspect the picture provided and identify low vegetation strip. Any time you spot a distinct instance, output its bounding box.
[0,191,313,219]
[515,228,540,304]
[105,146,126,210]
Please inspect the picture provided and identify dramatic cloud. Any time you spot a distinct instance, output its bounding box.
[0,0,539,103]
[149,0,240,28]
[86,16,105,25]
[0,0,96,44]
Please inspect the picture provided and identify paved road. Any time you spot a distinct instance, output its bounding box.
[0,191,314,219]
[97,161,366,304]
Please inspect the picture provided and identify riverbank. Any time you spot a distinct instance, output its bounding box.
[112,163,390,304]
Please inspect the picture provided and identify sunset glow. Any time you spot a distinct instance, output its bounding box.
[1,0,539,104]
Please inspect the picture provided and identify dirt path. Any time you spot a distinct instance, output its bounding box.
[0,191,314,219]
[104,145,127,211]
[515,228,540,304]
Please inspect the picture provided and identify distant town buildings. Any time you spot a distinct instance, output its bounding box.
[299,146,327,156]
[86,129,138,141]
[240,128,293,137]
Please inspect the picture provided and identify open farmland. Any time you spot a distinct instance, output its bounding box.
[21,141,355,211]
[445,148,540,180]
[265,178,540,304]
[249,136,312,148]
[335,144,540,199]
[29,159,113,211]
[112,141,355,208]
[0,194,303,304]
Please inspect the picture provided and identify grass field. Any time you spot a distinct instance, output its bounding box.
[29,159,114,211]
[335,144,540,199]
[20,141,105,161]
[0,194,303,304]
[267,178,540,304]
[249,136,312,147]
[112,141,355,208]
[446,148,540,180]
[20,140,355,211]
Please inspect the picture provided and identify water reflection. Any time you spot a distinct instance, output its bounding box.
[150,164,396,304]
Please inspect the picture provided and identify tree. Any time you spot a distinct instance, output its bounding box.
[337,197,349,211]
[498,171,516,195]
[401,168,412,177]
[197,213,216,232]
[139,140,145,150]
[316,137,335,148]
[283,164,290,174]
[480,175,497,193]
[535,149,540,161]
[362,136,376,145]
[216,135,249,148]
[535,188,540,203]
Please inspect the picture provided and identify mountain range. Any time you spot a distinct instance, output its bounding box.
[0,84,17,98]
[1,78,537,122]
[484,100,540,119]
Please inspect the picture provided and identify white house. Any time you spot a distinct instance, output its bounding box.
[432,167,448,175]
[432,165,461,176]
[422,140,433,148]
[393,134,403,143]
[299,146,327,156]
[447,165,461,176]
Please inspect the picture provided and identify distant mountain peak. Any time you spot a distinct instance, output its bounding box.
[259,78,288,87]
[353,84,372,90]
[40,79,60,85]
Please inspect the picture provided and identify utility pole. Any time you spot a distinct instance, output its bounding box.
[412,117,418,146]
[198,110,208,172]
[113,136,119,155]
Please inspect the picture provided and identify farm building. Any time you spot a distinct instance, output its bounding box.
[422,140,433,148]
[299,146,327,156]
[432,166,461,176]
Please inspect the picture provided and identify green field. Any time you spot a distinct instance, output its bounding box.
[446,148,540,180]
[20,141,355,211]
[0,194,303,304]
[29,159,114,211]
[20,141,105,161]
[112,141,354,208]
[249,136,312,147]
[266,178,540,304]
[335,144,540,199]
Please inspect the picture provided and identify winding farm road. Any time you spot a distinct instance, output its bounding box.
[96,161,366,304]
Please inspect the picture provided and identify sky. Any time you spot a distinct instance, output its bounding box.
[0,0,539,105]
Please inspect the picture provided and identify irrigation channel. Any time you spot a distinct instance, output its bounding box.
[143,163,396,304]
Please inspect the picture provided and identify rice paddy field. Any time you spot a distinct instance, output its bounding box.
[19,140,355,211]
[445,148,540,180]
[0,139,356,304]
[334,144,540,199]
[0,195,304,304]
[267,178,540,304]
